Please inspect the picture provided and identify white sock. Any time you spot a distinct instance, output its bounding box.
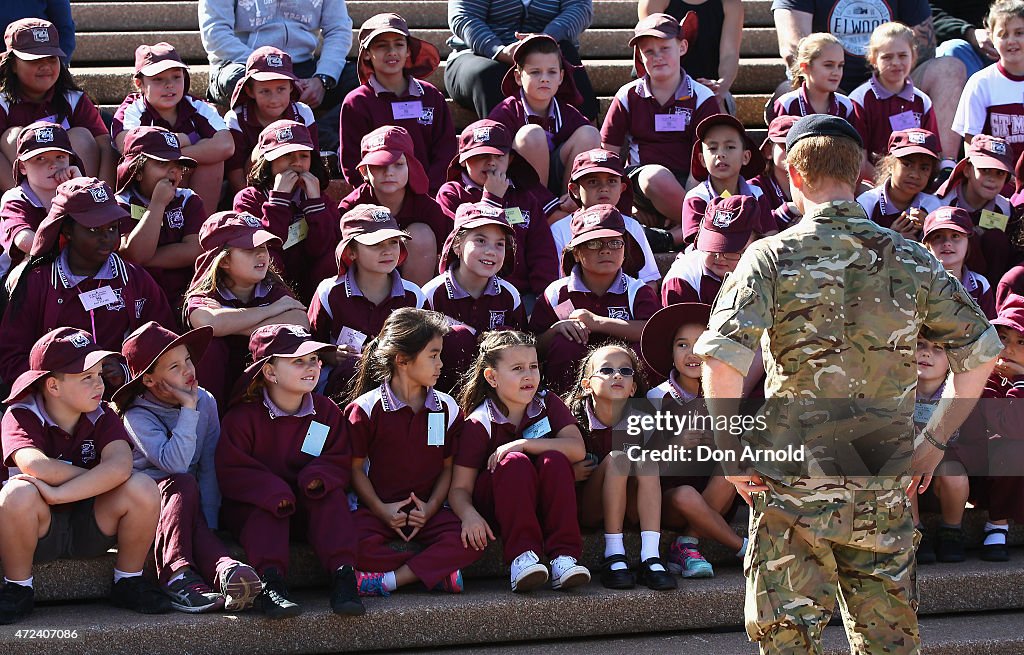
[113,568,143,584]
[984,522,1009,546]
[382,571,397,592]
[737,537,749,559]
[641,531,665,571]
[604,533,628,571]
[5,576,32,588]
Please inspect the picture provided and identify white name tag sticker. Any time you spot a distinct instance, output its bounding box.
[79,286,119,311]
[130,204,147,220]
[522,416,551,440]
[392,101,424,121]
[888,110,920,132]
[301,420,330,457]
[554,299,576,321]
[427,412,446,446]
[505,207,525,225]
[283,218,309,249]
[979,210,1008,232]
[913,401,936,426]
[655,113,687,132]
[337,326,368,352]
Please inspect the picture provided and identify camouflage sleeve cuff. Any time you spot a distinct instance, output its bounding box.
[945,325,1003,374]
[693,331,755,376]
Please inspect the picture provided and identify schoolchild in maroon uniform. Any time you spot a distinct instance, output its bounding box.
[936,135,1018,281]
[637,303,746,577]
[1,121,84,268]
[486,34,599,193]
[215,324,363,617]
[0,177,174,396]
[767,33,855,124]
[749,116,798,222]
[183,211,309,410]
[450,330,591,593]
[0,19,114,189]
[112,43,233,221]
[113,322,262,614]
[436,119,559,296]
[0,328,169,624]
[850,23,943,172]
[681,114,773,246]
[664,195,759,307]
[600,13,718,246]
[233,120,338,301]
[570,343,676,591]
[224,47,318,194]
[338,125,448,286]
[921,207,996,318]
[856,129,942,239]
[340,13,453,195]
[114,126,204,310]
[422,203,526,392]
[345,309,483,596]
[529,204,660,396]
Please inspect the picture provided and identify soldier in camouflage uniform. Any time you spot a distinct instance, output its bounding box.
[693,115,1003,655]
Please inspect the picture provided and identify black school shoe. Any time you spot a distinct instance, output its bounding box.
[638,557,677,591]
[110,576,172,614]
[330,566,365,616]
[980,529,1010,562]
[935,526,966,563]
[599,554,636,590]
[0,582,33,624]
[256,567,302,619]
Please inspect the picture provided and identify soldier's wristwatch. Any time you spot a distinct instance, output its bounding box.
[314,74,336,90]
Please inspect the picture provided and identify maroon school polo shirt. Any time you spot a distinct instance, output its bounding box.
[346,382,461,504]
[997,265,1024,312]
[436,178,559,295]
[646,372,701,406]
[530,267,660,334]
[849,76,940,163]
[749,172,788,213]
[116,187,206,307]
[680,178,775,244]
[661,249,722,306]
[487,93,591,151]
[308,269,425,346]
[339,76,456,195]
[600,74,719,174]
[0,89,107,138]
[767,87,855,124]
[855,183,943,229]
[216,392,351,513]
[224,102,318,173]
[938,184,1016,280]
[962,269,996,319]
[0,252,174,384]
[111,94,226,141]
[338,183,450,253]
[3,395,130,471]
[0,183,49,266]
[455,391,577,469]
[185,279,292,324]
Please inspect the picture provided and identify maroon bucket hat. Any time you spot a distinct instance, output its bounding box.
[640,303,712,380]
[695,194,759,254]
[3,18,65,61]
[357,125,430,195]
[356,13,441,85]
[115,126,198,194]
[110,322,214,409]
[6,327,118,403]
[690,114,766,182]
[31,177,129,256]
[993,295,1024,335]
[630,12,698,78]
[229,46,301,109]
[760,115,800,157]
[337,204,410,273]
[12,121,84,184]
[439,202,516,276]
[938,134,1015,196]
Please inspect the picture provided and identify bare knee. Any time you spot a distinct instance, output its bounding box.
[405,222,438,254]
[668,485,702,512]
[0,479,48,521]
[567,125,600,150]
[515,124,548,151]
[638,165,677,194]
[118,472,161,511]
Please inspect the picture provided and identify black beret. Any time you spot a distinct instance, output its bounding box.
[785,114,864,151]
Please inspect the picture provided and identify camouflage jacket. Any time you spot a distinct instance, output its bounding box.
[694,200,1003,490]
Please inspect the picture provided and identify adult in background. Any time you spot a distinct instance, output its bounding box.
[446,0,598,121]
[695,115,1001,654]
[932,0,999,79]
[771,0,965,166]
[638,0,743,115]
[0,0,74,64]
[198,0,357,152]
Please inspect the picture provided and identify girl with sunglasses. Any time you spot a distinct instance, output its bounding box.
[529,204,660,395]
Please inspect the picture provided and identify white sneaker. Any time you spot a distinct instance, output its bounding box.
[550,555,591,590]
[510,550,548,593]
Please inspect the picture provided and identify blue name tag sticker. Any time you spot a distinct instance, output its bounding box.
[427,412,446,446]
[522,417,551,440]
[301,420,330,457]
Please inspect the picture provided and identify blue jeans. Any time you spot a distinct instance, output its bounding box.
[937,39,990,80]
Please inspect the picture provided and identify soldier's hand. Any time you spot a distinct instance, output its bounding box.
[908,437,945,495]
[725,472,769,507]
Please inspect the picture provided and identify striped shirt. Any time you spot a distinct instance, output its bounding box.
[448,0,593,57]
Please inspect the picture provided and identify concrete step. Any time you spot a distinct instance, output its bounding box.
[2,557,1023,654]
[69,27,781,62]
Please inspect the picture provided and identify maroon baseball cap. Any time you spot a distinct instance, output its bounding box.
[561,204,644,275]
[640,303,712,380]
[439,202,516,275]
[356,13,440,85]
[630,11,698,78]
[993,295,1024,335]
[134,42,189,78]
[115,126,197,193]
[257,120,314,161]
[447,120,538,184]
[570,148,625,182]
[760,115,800,157]
[888,128,940,160]
[198,211,280,252]
[498,34,584,105]
[696,194,758,254]
[6,328,118,403]
[690,114,766,182]
[937,134,1015,196]
[921,206,973,241]
[12,121,83,183]
[31,177,129,256]
[229,46,300,109]
[357,125,430,195]
[337,204,410,273]
[234,324,334,402]
[3,18,65,61]
[111,322,213,409]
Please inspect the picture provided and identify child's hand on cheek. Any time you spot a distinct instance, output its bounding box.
[157,379,199,410]
[151,178,177,208]
[299,172,321,199]
[273,170,300,194]
[995,357,1024,379]
[483,169,509,198]
[54,165,83,184]
[101,357,127,392]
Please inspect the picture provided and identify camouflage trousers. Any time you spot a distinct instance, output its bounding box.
[744,479,920,654]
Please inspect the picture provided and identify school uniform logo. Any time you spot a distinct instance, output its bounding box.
[67,332,92,349]
[418,107,435,126]
[135,299,146,319]
[908,131,926,145]
[580,210,601,227]
[31,28,50,43]
[607,306,631,321]
[89,187,109,204]
[266,54,283,67]
[35,127,54,143]
[672,107,692,123]
[165,208,185,229]
[991,140,1009,156]
[276,126,293,142]
[712,209,738,228]
[590,151,608,162]
[473,127,492,143]
[489,310,506,329]
[285,326,310,338]
[365,133,387,150]
[107,288,125,312]
[370,209,391,222]
[163,133,179,148]
[240,212,262,228]
[80,439,96,464]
